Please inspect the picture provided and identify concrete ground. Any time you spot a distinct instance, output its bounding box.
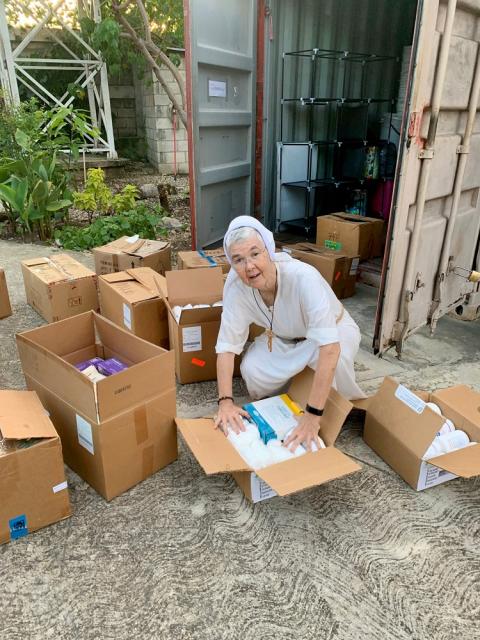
[0,239,479,640]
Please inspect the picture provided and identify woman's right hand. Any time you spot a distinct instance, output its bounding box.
[214,399,250,435]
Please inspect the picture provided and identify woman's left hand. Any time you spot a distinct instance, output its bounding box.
[283,413,322,452]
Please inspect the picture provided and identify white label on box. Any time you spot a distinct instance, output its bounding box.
[395,384,426,414]
[417,461,457,491]
[208,79,227,97]
[349,257,360,275]
[76,415,94,455]
[250,474,277,503]
[52,480,68,494]
[123,303,132,330]
[182,326,202,352]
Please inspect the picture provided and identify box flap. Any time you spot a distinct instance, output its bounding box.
[287,368,353,446]
[366,377,444,457]
[176,418,250,473]
[126,268,167,299]
[178,306,222,325]
[427,443,480,478]
[256,448,361,496]
[0,390,58,440]
[126,239,169,258]
[431,385,480,431]
[166,267,224,306]
[330,213,383,225]
[100,268,167,304]
[22,254,94,283]
[290,242,349,260]
[95,236,145,255]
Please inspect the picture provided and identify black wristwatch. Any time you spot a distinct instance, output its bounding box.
[305,403,324,417]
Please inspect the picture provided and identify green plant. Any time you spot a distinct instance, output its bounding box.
[55,203,168,251]
[72,168,139,219]
[0,150,72,239]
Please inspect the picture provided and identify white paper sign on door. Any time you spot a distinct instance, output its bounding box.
[208,80,227,98]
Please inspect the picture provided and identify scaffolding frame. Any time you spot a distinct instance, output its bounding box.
[0,0,117,157]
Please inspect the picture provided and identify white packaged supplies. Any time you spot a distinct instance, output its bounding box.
[426,402,442,415]
[81,364,106,383]
[423,430,471,460]
[172,301,222,323]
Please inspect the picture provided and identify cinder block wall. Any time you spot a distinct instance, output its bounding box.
[138,58,189,174]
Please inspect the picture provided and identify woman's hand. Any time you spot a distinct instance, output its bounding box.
[283,412,322,452]
[214,399,251,435]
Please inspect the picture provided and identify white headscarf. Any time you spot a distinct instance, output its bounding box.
[223,215,276,263]
[222,216,291,292]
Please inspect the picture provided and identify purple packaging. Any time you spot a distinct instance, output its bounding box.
[96,358,128,376]
[75,357,105,372]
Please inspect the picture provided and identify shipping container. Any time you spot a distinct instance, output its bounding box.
[184,0,480,356]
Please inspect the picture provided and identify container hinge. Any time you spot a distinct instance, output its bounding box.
[418,149,434,159]
[456,145,469,154]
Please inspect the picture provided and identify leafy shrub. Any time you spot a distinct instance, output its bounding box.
[55,204,168,250]
[73,168,139,219]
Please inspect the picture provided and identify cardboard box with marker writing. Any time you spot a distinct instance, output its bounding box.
[164,267,230,384]
[281,243,359,299]
[16,311,177,501]
[0,268,12,319]
[364,377,480,491]
[177,368,361,503]
[98,267,169,349]
[21,254,98,323]
[93,236,171,276]
[0,390,71,545]
[177,249,231,274]
[316,213,385,260]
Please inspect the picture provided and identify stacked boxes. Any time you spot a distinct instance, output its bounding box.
[21,254,98,323]
[98,267,169,349]
[0,390,71,544]
[16,311,177,501]
[93,236,171,276]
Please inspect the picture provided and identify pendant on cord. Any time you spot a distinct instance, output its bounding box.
[266,328,274,352]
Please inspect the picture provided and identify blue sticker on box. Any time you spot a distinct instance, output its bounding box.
[9,514,29,540]
[197,249,217,266]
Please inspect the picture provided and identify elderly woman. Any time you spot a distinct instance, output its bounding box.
[214,216,365,452]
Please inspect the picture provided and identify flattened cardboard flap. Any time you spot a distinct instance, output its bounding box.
[256,448,361,496]
[176,418,250,473]
[0,390,58,440]
[431,386,480,436]
[287,368,353,447]
[166,267,224,307]
[126,268,167,299]
[428,443,480,478]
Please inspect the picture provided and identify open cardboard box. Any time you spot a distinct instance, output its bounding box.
[16,311,177,500]
[98,267,169,349]
[177,368,361,503]
[281,242,359,299]
[0,390,71,544]
[164,267,228,384]
[364,377,480,491]
[21,254,98,323]
[93,236,171,276]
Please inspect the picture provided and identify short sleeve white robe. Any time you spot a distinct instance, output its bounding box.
[216,255,366,400]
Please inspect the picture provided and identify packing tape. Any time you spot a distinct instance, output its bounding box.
[191,357,206,367]
[42,256,76,281]
[134,406,148,445]
[142,444,154,477]
[197,249,217,267]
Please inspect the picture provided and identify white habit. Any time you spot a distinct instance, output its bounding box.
[216,256,366,400]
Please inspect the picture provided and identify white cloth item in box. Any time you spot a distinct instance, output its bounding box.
[423,430,471,460]
[227,419,326,470]
[426,402,442,415]
[81,365,106,383]
[172,301,222,323]
[436,418,455,437]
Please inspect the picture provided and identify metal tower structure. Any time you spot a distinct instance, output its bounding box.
[0,0,117,158]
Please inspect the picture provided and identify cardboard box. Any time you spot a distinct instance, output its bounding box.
[281,243,359,299]
[98,267,169,349]
[21,254,98,323]
[316,213,385,260]
[0,268,12,319]
[177,249,230,274]
[364,377,480,491]
[0,390,71,544]
[177,368,361,503]
[93,236,171,276]
[16,311,177,500]
[165,267,226,384]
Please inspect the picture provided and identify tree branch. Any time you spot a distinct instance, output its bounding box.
[112,1,187,128]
